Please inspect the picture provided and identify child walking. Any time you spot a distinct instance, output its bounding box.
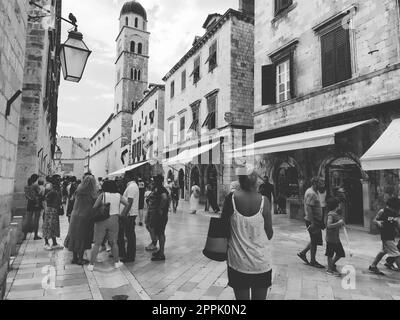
[325,198,346,277]
[369,198,400,275]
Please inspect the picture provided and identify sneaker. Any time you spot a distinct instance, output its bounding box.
[34,236,43,241]
[146,244,158,251]
[369,266,385,276]
[326,270,341,277]
[151,253,166,262]
[52,244,63,250]
[297,253,310,265]
[87,264,94,272]
[115,261,124,269]
[152,250,160,257]
[310,261,325,269]
[44,244,52,251]
[384,263,400,272]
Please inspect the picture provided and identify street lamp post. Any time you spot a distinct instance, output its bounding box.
[54,146,63,174]
[29,1,92,83]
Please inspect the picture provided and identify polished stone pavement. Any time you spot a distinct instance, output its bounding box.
[5,202,400,300]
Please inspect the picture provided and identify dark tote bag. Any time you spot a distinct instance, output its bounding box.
[92,193,110,223]
[203,217,229,262]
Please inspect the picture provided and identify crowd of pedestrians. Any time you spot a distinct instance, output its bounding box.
[21,168,400,301]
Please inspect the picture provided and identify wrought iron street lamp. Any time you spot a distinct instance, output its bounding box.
[29,1,92,83]
[60,29,92,82]
[55,146,63,162]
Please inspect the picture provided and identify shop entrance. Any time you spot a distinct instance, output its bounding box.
[191,167,200,187]
[275,163,300,214]
[327,158,364,226]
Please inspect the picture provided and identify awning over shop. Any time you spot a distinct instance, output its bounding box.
[163,141,220,166]
[361,119,400,171]
[108,161,149,177]
[229,119,376,158]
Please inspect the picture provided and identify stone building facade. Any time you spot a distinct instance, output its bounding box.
[130,84,165,178]
[162,3,254,204]
[0,0,29,299]
[253,0,400,231]
[90,1,149,178]
[56,137,90,178]
[13,0,62,215]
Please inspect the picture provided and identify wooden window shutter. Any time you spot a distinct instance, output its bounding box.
[335,27,351,83]
[321,31,336,87]
[289,51,295,99]
[261,65,276,105]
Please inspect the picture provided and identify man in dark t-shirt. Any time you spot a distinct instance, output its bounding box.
[259,176,275,204]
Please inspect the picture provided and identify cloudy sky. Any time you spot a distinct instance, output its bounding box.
[58,0,237,138]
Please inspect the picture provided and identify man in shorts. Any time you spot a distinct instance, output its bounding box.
[369,198,400,275]
[298,177,325,269]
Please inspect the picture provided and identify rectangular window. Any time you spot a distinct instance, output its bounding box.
[181,70,186,91]
[169,121,175,144]
[150,111,155,124]
[202,94,217,130]
[170,81,175,98]
[321,27,352,87]
[276,59,291,103]
[180,116,185,142]
[207,41,217,72]
[275,0,293,16]
[189,108,200,134]
[144,116,148,125]
[192,56,201,84]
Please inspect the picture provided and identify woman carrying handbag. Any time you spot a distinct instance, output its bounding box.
[207,166,274,301]
[88,180,129,271]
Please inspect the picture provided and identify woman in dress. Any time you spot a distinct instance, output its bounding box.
[88,180,129,271]
[42,177,63,250]
[190,181,201,215]
[65,174,98,265]
[221,167,274,300]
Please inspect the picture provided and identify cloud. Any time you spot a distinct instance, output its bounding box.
[59,0,238,138]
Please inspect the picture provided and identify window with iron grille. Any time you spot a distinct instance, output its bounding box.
[275,0,293,16]
[207,41,217,72]
[321,26,351,87]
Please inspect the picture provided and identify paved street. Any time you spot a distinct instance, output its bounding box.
[5,202,400,301]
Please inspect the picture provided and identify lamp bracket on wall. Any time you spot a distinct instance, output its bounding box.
[5,90,22,119]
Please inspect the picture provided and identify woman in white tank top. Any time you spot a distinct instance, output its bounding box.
[222,168,274,300]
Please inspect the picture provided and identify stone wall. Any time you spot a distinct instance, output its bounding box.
[0,0,28,300]
[14,0,62,213]
[230,15,254,128]
[254,0,400,132]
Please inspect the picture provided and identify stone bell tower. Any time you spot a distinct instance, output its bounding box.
[115,0,149,147]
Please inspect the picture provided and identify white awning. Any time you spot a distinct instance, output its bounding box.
[108,161,149,177]
[361,119,400,171]
[163,141,220,166]
[229,119,376,158]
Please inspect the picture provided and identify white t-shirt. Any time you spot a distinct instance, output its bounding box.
[123,181,140,217]
[104,192,124,216]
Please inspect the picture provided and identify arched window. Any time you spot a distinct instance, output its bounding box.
[138,70,141,81]
[125,17,129,26]
[138,43,143,55]
[134,69,138,80]
[135,18,138,28]
[130,68,134,80]
[130,41,135,53]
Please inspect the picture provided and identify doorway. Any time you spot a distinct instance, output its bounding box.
[327,158,364,226]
